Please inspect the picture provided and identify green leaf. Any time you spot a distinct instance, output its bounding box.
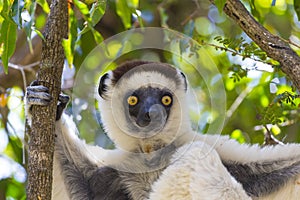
[0,0,18,73]
[74,0,104,43]
[0,20,17,73]
[249,0,262,22]
[6,178,26,199]
[32,28,45,41]
[79,25,90,36]
[23,1,37,54]
[11,0,24,27]
[62,39,73,68]
[62,7,78,68]
[90,0,106,26]
[91,28,103,44]
[1,0,10,18]
[35,13,47,30]
[127,0,139,8]
[116,0,132,29]
[214,0,226,14]
[158,6,168,28]
[294,0,300,21]
[36,0,50,14]
[74,0,90,17]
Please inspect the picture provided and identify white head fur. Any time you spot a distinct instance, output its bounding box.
[98,61,192,153]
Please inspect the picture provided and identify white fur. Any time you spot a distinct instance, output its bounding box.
[195,134,300,171]
[148,141,251,200]
[148,134,300,200]
[52,155,69,199]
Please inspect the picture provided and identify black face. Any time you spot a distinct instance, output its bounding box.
[125,87,173,131]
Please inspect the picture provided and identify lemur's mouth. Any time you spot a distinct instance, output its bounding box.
[142,144,153,154]
[139,141,166,154]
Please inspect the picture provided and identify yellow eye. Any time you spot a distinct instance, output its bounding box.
[161,95,172,106]
[127,96,138,106]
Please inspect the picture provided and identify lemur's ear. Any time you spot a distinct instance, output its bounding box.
[180,71,187,92]
[98,73,109,99]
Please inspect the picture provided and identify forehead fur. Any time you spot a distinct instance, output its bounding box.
[111,60,152,84]
[111,60,184,90]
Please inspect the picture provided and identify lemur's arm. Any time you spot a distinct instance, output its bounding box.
[195,134,300,198]
[149,135,300,199]
[26,83,130,200]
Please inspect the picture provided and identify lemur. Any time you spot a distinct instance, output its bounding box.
[26,60,300,200]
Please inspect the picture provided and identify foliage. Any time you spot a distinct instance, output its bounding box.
[214,0,226,14]
[0,0,17,73]
[228,64,248,82]
[294,0,300,21]
[0,0,300,199]
[260,92,300,125]
[214,36,268,61]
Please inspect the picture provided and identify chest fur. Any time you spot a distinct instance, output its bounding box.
[120,169,164,200]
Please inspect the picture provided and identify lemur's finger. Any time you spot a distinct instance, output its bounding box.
[26,97,51,106]
[26,89,52,101]
[27,85,49,93]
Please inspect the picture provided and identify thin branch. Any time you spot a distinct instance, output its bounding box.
[193,0,201,8]
[200,41,276,66]
[158,0,171,9]
[209,0,300,91]
[181,0,201,25]
[0,60,39,71]
[7,119,18,138]
[22,61,40,70]
[20,69,27,92]
[0,61,40,91]
[10,61,40,91]
[262,124,284,146]
[181,10,198,26]
[284,38,300,49]
[225,86,253,125]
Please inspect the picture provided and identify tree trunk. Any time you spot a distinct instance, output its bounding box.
[210,0,300,91]
[26,0,68,199]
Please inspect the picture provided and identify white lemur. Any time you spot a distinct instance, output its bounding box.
[26,60,300,200]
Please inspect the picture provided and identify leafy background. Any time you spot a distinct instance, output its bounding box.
[0,0,300,199]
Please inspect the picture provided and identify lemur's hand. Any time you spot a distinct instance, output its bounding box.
[26,81,70,121]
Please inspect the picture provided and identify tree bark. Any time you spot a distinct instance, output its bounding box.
[210,0,300,91]
[26,0,68,199]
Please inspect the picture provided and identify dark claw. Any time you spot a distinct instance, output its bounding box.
[30,80,39,86]
[58,94,70,104]
[56,94,70,121]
